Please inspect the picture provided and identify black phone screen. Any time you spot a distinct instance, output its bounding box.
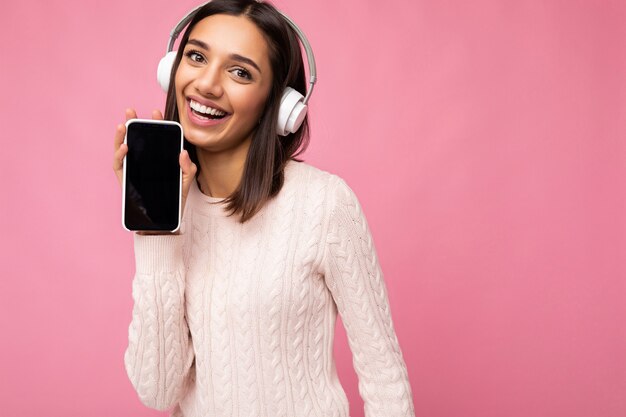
[123,121,182,231]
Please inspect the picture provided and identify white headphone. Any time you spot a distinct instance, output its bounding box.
[157,2,317,136]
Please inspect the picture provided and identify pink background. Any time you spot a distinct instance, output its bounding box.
[1,0,625,416]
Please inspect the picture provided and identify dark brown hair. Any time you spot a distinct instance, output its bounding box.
[163,0,310,223]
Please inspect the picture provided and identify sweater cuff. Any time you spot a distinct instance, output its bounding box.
[133,233,184,273]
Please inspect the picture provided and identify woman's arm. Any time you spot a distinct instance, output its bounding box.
[123,232,195,411]
[322,176,416,417]
[113,107,198,411]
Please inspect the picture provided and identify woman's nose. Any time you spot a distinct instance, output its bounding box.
[195,64,224,97]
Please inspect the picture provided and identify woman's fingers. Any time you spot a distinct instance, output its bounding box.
[180,150,198,212]
[152,109,164,120]
[113,108,136,186]
[125,108,137,121]
[113,142,128,185]
[113,117,129,185]
[113,123,125,151]
[113,142,128,167]
[181,150,198,189]
[180,150,196,174]
[115,108,135,150]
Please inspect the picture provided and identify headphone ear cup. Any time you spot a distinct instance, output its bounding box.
[277,87,307,136]
[157,51,178,92]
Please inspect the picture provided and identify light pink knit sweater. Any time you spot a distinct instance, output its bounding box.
[124,159,415,417]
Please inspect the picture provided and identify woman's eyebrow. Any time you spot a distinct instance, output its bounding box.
[229,53,261,74]
[188,38,210,50]
[187,38,262,74]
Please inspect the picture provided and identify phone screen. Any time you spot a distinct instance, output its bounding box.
[123,120,183,232]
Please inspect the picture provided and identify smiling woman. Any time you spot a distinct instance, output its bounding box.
[161,0,311,221]
[174,14,273,165]
[113,1,416,416]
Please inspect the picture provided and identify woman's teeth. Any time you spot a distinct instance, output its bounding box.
[190,99,227,119]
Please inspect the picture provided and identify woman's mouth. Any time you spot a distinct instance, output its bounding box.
[190,99,227,119]
[187,99,231,126]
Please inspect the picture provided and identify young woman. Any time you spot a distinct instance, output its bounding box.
[112,1,415,416]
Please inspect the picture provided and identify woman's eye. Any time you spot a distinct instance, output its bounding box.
[184,50,205,63]
[231,68,252,80]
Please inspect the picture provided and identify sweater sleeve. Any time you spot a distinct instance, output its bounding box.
[123,231,195,411]
[322,176,416,417]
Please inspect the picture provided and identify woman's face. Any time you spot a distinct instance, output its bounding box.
[175,14,273,153]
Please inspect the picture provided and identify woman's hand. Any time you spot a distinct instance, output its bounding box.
[113,108,198,232]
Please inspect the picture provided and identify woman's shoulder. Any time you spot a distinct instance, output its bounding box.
[284,159,362,216]
[285,159,344,189]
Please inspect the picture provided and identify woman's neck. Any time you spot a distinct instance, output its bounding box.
[195,138,251,198]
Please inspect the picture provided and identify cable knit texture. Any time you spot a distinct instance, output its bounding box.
[124,159,415,417]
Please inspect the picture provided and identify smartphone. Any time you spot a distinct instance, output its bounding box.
[122,119,183,232]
